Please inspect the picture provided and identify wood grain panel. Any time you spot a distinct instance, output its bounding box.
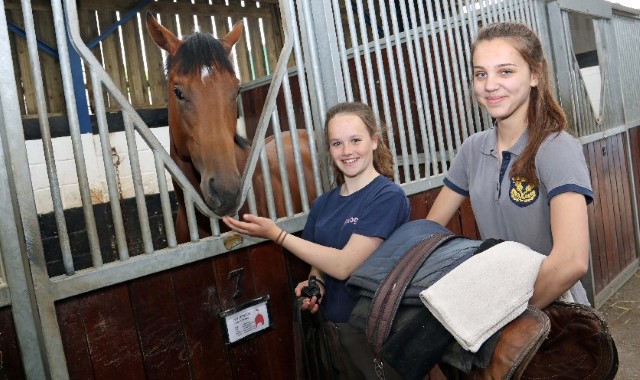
[606,134,625,270]
[56,299,95,379]
[0,307,26,379]
[78,284,146,379]
[612,135,635,268]
[129,272,191,379]
[246,243,297,379]
[585,143,606,292]
[120,14,148,107]
[212,247,264,378]
[594,139,618,284]
[170,259,232,379]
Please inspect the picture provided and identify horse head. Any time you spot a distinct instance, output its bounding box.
[146,13,245,216]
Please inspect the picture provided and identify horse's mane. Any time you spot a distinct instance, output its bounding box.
[166,32,235,76]
[234,133,251,150]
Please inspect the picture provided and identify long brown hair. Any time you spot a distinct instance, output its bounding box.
[324,102,394,186]
[471,22,568,186]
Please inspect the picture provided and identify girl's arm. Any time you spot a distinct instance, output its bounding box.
[529,192,590,308]
[223,214,383,280]
[426,186,466,226]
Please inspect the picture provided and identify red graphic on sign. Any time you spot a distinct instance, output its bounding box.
[255,312,265,327]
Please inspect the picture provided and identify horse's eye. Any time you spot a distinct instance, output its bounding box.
[174,87,185,100]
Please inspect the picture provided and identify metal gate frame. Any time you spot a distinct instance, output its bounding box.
[4,0,638,377]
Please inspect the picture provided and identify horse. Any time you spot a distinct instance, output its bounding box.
[145,13,317,243]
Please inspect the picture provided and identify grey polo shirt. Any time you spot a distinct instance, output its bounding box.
[443,127,593,256]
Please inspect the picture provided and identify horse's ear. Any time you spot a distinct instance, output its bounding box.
[146,11,181,56]
[221,21,243,55]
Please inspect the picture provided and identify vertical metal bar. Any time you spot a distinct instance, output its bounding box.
[270,110,295,216]
[388,2,420,180]
[464,0,485,134]
[52,3,103,269]
[343,0,368,103]
[452,0,474,140]
[436,0,461,151]
[409,2,436,177]
[288,1,324,196]
[184,192,199,242]
[90,71,130,260]
[123,115,153,254]
[282,75,310,213]
[377,0,411,181]
[354,0,379,112]
[154,154,176,247]
[21,0,75,275]
[365,0,399,182]
[260,148,277,219]
[425,0,456,168]
[396,0,425,180]
[331,0,354,101]
[0,3,48,375]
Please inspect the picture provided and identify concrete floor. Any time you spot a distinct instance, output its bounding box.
[599,269,640,380]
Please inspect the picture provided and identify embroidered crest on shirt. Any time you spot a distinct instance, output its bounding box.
[510,177,538,207]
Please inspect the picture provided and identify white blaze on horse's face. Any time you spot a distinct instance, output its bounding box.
[200,66,212,83]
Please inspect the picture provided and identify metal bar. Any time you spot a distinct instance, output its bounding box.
[377,0,411,181]
[184,192,199,242]
[7,22,59,59]
[123,115,154,254]
[282,74,310,213]
[440,0,464,151]
[290,1,323,196]
[154,153,177,247]
[86,0,153,49]
[90,70,130,260]
[260,146,277,219]
[0,15,48,375]
[425,0,454,171]
[331,0,354,101]
[238,0,296,211]
[270,108,294,216]
[396,0,424,180]
[355,0,379,112]
[388,2,419,181]
[344,0,367,103]
[49,213,309,300]
[22,0,75,275]
[365,0,399,182]
[409,0,438,178]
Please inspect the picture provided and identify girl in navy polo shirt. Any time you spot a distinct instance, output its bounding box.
[427,22,593,308]
[224,102,410,378]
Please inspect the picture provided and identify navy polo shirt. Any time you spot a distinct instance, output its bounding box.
[301,175,411,322]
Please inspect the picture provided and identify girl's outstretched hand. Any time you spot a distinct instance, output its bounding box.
[222,214,280,241]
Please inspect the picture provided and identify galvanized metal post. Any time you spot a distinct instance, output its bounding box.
[0,2,50,378]
[296,0,347,191]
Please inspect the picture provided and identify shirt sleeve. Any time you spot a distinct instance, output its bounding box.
[353,186,411,239]
[536,132,593,203]
[444,137,472,196]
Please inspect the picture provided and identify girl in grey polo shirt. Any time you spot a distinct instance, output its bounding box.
[427,22,593,307]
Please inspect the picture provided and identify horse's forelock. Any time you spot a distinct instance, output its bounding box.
[170,32,235,77]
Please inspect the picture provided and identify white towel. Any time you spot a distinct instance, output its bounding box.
[419,241,545,353]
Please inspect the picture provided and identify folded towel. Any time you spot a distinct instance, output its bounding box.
[419,241,545,353]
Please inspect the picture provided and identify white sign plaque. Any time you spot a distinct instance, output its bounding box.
[222,298,271,344]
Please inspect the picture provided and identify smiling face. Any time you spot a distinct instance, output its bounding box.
[472,38,538,125]
[327,113,379,181]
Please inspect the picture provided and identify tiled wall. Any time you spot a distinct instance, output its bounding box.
[26,127,174,214]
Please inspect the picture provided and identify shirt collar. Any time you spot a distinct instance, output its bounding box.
[481,123,529,157]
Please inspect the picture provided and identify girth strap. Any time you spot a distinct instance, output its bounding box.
[366,232,456,359]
